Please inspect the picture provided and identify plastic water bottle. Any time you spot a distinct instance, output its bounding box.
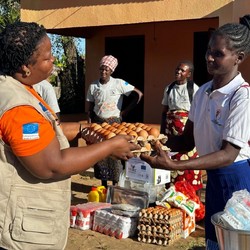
[88,186,99,202]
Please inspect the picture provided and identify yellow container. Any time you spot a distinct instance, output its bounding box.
[97,186,107,202]
[88,187,99,202]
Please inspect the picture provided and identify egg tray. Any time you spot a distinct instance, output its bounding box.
[137,207,183,246]
[130,135,169,157]
[131,145,170,158]
[81,122,169,156]
[132,134,168,146]
[81,122,168,144]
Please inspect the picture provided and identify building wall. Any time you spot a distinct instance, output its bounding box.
[21,0,233,29]
[20,0,250,123]
[85,18,219,123]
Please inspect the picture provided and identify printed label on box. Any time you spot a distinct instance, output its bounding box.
[125,158,170,185]
[182,211,196,238]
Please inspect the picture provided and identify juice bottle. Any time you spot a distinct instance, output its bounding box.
[88,186,99,202]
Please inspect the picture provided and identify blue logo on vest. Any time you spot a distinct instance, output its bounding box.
[22,123,39,140]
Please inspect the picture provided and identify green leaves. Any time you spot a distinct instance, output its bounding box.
[0,0,20,31]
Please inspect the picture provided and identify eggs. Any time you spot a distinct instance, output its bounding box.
[117,130,127,135]
[135,127,142,133]
[92,124,102,131]
[144,142,152,151]
[128,130,138,138]
[138,129,148,139]
[82,122,168,156]
[105,132,116,139]
[148,127,160,138]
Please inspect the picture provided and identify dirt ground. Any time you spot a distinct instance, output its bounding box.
[65,172,206,250]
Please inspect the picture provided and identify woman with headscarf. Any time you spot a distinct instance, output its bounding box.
[86,55,143,124]
[86,55,143,187]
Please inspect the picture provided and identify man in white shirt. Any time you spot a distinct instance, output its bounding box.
[160,61,203,193]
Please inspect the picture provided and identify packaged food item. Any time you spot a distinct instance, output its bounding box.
[93,208,138,239]
[74,202,111,230]
[159,186,199,218]
[220,189,250,230]
[174,181,205,221]
[111,204,141,217]
[70,206,78,227]
[106,185,149,209]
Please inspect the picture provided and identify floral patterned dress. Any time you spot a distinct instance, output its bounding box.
[165,110,203,191]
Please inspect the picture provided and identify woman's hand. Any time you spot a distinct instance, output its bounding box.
[140,141,174,170]
[109,135,140,161]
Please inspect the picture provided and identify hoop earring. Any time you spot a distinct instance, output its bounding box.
[25,70,31,76]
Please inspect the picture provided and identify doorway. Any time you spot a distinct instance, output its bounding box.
[105,36,144,122]
[193,31,213,86]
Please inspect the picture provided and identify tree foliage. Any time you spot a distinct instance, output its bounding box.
[56,36,85,114]
[0,0,20,30]
[0,0,85,114]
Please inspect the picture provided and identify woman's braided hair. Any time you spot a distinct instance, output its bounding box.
[212,14,250,56]
[0,21,47,76]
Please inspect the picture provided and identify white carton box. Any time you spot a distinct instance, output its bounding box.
[125,157,170,185]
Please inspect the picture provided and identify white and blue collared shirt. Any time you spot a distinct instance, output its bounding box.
[189,73,250,162]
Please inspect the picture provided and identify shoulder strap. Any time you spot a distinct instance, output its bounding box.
[187,80,194,103]
[166,81,176,96]
[167,80,194,104]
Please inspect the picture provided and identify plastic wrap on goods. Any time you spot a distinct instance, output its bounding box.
[106,185,149,209]
[70,202,111,230]
[93,208,138,239]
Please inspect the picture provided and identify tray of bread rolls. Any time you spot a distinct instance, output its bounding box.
[81,122,169,157]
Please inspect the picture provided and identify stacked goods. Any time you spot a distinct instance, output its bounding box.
[70,202,111,230]
[137,206,183,246]
[156,182,204,238]
[92,208,138,239]
[81,122,169,156]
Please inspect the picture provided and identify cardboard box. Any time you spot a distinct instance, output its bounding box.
[181,210,196,238]
[125,157,170,185]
